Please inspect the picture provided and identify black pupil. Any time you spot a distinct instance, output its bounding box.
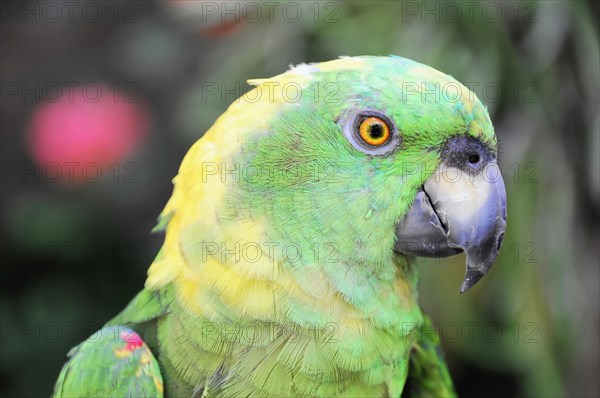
[369,123,384,139]
[468,154,480,164]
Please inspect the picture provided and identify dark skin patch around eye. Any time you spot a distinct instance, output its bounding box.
[440,135,495,174]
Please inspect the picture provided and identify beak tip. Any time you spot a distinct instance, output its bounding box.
[459,269,486,294]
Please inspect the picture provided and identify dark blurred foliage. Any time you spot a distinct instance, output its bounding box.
[0,1,598,397]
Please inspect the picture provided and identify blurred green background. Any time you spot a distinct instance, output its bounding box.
[1,1,598,397]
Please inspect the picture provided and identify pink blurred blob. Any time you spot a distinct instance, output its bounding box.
[27,85,150,182]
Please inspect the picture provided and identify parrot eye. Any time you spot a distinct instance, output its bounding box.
[358,117,391,146]
[339,110,400,156]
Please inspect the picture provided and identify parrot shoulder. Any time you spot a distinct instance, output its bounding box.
[52,326,164,397]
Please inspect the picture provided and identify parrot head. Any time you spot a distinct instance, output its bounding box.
[153,56,506,308]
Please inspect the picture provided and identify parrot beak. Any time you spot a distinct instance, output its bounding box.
[394,162,507,293]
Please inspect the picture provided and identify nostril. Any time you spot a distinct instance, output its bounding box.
[468,153,480,164]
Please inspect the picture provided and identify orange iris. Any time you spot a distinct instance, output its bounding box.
[358,117,391,146]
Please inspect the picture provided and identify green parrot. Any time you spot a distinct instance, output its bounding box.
[53,56,507,397]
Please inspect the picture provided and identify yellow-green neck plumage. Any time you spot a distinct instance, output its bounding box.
[155,256,422,397]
